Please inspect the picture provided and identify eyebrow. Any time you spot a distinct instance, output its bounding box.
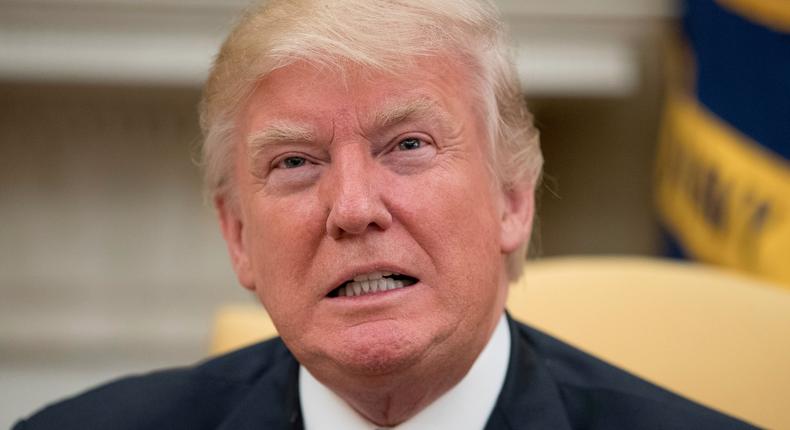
[370,97,448,131]
[245,97,454,156]
[246,121,316,157]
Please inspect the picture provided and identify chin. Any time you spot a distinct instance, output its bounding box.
[324,321,431,377]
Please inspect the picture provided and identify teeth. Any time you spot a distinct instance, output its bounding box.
[352,271,397,282]
[338,278,407,297]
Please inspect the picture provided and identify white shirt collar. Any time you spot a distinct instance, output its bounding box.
[299,314,511,430]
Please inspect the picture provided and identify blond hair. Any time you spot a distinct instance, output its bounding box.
[199,0,542,279]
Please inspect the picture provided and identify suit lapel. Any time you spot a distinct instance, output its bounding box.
[217,347,304,430]
[485,316,573,430]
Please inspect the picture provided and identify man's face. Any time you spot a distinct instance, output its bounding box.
[218,56,532,380]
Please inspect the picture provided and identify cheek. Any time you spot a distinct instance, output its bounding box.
[248,190,324,254]
[392,170,506,329]
[391,165,502,270]
[242,194,325,303]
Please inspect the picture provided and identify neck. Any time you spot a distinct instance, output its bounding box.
[303,314,505,427]
[331,359,473,426]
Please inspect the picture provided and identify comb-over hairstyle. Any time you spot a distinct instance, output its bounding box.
[199,0,542,279]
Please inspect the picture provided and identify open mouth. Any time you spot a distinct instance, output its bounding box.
[328,271,419,298]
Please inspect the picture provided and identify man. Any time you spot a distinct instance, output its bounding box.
[16,0,755,428]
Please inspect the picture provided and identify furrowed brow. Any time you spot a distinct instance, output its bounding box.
[246,122,316,158]
[371,97,446,130]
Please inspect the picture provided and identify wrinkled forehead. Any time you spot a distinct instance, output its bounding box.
[224,32,490,119]
[259,52,485,111]
[237,56,489,143]
[261,49,485,98]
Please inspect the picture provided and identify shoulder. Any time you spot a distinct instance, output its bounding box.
[14,338,294,430]
[513,321,757,429]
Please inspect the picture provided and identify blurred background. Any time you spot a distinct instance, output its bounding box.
[3,0,786,426]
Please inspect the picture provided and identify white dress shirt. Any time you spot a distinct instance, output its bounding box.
[299,314,511,430]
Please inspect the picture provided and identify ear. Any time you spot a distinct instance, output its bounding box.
[215,195,256,291]
[499,179,535,253]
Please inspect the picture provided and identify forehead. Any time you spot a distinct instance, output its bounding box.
[239,56,483,136]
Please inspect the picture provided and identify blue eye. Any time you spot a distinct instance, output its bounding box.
[398,138,422,151]
[281,156,306,169]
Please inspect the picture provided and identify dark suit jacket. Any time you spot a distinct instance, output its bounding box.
[14,316,756,429]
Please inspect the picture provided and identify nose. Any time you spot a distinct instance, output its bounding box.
[322,145,393,239]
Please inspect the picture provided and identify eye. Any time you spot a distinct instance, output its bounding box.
[279,156,307,169]
[397,137,424,151]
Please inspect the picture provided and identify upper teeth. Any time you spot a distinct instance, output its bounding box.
[352,271,393,282]
[339,272,405,297]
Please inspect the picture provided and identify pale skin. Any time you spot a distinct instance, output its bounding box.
[216,55,535,426]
